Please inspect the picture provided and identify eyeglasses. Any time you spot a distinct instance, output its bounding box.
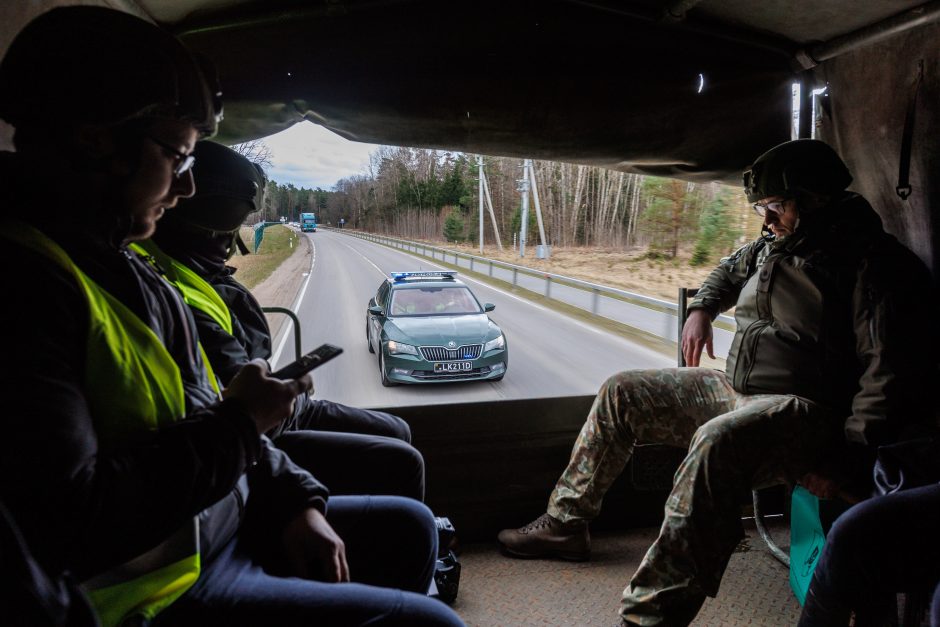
[752,199,788,218]
[144,135,196,178]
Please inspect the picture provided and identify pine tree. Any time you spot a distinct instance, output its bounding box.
[443,211,465,242]
[690,192,741,266]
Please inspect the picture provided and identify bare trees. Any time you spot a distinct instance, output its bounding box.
[336,147,754,261]
[260,141,754,263]
[230,139,274,170]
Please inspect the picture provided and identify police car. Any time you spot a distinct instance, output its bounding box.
[366,271,508,386]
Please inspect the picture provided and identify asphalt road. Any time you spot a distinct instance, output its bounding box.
[274,230,674,409]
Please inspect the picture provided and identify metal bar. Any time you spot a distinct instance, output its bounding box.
[753,491,790,567]
[677,288,688,366]
[260,306,302,361]
[804,1,940,67]
[545,276,552,298]
[797,76,812,139]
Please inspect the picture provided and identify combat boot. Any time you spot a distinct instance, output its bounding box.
[497,513,590,561]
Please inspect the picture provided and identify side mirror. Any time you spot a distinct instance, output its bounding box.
[369,305,384,316]
[483,303,495,312]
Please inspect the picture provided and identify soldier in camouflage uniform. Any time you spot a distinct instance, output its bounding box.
[497,140,936,626]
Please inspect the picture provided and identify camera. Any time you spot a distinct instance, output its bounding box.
[431,517,461,605]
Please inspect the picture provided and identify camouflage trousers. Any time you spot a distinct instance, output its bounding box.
[545,368,842,627]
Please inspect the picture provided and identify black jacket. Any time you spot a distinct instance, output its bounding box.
[690,193,937,447]
[0,154,326,581]
[151,229,312,437]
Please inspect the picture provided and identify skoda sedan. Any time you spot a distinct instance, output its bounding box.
[366,271,508,386]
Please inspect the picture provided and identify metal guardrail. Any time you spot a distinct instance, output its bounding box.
[326,227,736,353]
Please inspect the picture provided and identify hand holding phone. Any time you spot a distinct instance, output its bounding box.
[272,343,344,380]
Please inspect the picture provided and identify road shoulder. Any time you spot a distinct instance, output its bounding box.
[249,229,312,343]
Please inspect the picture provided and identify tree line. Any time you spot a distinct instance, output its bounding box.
[251,145,764,266]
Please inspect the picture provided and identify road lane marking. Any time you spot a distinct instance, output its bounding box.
[335,238,388,278]
[271,237,316,367]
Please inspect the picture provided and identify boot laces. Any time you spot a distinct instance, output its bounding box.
[521,513,556,533]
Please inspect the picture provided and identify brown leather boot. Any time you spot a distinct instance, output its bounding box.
[497,513,590,561]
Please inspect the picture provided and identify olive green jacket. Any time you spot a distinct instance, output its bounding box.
[689,193,936,447]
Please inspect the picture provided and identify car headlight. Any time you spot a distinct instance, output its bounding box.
[484,334,505,352]
[387,340,418,356]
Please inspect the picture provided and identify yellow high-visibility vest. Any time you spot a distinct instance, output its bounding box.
[131,240,233,335]
[2,221,201,626]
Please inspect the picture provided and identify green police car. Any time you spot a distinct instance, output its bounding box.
[366,271,508,386]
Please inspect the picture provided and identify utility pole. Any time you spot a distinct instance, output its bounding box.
[476,156,503,251]
[478,156,484,253]
[528,159,549,256]
[517,161,530,257]
[516,159,550,258]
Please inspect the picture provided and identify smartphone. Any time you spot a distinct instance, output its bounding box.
[271,343,344,380]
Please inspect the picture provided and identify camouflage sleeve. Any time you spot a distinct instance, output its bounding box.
[845,241,938,447]
[687,239,763,319]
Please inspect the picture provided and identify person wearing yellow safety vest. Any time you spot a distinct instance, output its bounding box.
[0,7,463,627]
[148,141,426,501]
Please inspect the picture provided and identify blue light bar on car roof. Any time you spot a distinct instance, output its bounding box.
[390,271,457,281]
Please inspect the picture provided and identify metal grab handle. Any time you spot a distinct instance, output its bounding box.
[753,490,790,567]
[261,306,302,361]
[677,287,698,366]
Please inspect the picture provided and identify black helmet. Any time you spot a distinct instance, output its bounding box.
[171,141,266,232]
[743,139,852,203]
[0,6,221,137]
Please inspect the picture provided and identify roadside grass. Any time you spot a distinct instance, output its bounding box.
[402,240,724,304]
[228,225,299,289]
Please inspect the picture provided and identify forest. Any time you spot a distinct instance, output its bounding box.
[245,144,764,267]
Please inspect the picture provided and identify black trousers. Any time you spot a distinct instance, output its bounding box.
[275,399,425,500]
[799,482,940,627]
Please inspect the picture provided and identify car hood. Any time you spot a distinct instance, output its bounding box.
[385,314,497,345]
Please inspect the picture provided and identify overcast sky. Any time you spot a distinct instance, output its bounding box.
[262,121,383,190]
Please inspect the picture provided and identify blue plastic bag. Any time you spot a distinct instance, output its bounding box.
[789,486,825,605]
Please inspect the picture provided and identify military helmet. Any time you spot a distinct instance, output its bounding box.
[743,139,852,203]
[171,141,266,232]
[0,6,220,136]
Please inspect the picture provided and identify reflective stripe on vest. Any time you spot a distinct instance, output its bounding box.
[128,240,223,396]
[1,222,200,626]
[131,240,233,335]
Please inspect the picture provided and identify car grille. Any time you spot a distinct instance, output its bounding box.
[412,369,485,381]
[420,344,482,361]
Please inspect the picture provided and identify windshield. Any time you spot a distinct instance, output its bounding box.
[389,286,482,316]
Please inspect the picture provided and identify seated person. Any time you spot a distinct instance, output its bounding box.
[497,139,936,626]
[448,289,477,313]
[0,500,97,627]
[799,460,940,626]
[391,290,419,315]
[0,8,461,626]
[414,290,440,315]
[145,141,424,499]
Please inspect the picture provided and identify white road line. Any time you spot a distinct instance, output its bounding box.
[271,237,316,366]
[336,238,391,278]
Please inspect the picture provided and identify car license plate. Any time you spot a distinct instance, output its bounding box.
[434,362,472,373]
